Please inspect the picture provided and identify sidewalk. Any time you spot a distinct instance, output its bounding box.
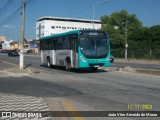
[0,60,31,77]
[100,66,160,76]
[0,61,53,120]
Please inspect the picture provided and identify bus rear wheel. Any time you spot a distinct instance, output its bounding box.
[66,62,72,71]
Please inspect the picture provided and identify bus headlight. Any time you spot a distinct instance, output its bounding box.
[106,58,110,61]
[80,56,87,62]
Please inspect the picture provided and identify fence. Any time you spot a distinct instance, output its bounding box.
[111,48,160,60]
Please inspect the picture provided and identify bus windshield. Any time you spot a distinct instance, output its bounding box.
[80,36,108,58]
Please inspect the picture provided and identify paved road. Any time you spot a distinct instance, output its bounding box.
[0,54,160,70]
[34,69,160,120]
[1,54,160,120]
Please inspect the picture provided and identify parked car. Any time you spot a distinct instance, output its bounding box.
[0,50,10,53]
[110,55,115,62]
[8,50,19,57]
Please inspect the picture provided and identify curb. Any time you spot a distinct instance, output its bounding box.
[0,60,41,75]
[117,66,160,76]
[101,66,160,76]
[0,60,18,67]
[134,68,160,76]
[0,60,33,76]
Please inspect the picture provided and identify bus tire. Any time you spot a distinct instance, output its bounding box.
[66,62,72,71]
[47,57,51,68]
[66,57,72,71]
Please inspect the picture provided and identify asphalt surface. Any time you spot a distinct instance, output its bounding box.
[34,71,160,120]
[0,64,53,120]
[0,53,159,70]
[0,54,160,120]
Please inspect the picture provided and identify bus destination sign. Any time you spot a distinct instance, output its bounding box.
[82,32,105,36]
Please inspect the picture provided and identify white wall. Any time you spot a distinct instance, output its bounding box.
[2,40,12,50]
[36,17,101,39]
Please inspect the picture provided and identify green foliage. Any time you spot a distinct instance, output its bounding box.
[129,25,160,59]
[101,10,160,60]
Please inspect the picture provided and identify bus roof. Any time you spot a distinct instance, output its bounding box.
[39,30,80,40]
[39,30,107,40]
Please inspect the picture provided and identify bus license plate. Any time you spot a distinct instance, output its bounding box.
[94,65,99,67]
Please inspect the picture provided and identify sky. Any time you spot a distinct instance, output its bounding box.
[0,0,160,41]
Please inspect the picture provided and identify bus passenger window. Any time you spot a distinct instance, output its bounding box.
[63,36,70,49]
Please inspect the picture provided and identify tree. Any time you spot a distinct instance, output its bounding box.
[101,10,143,57]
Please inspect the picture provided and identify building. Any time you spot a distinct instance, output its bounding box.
[36,16,102,39]
[28,39,39,54]
[10,42,19,50]
[0,35,31,51]
[2,40,13,50]
[0,36,13,50]
[23,39,30,50]
[0,36,6,49]
[0,36,6,42]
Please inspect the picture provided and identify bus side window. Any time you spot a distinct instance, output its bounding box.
[69,34,78,51]
[69,35,73,50]
[42,40,48,50]
[63,36,70,49]
[57,37,63,50]
[47,40,52,50]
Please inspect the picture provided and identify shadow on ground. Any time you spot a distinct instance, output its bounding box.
[0,77,83,97]
[40,64,108,74]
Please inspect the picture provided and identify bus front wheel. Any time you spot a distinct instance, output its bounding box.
[91,67,98,71]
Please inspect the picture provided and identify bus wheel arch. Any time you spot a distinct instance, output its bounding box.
[65,57,72,71]
[47,56,51,68]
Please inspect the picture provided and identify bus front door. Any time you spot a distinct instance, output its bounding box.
[70,34,77,68]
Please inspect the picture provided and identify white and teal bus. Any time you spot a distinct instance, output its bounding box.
[39,30,110,71]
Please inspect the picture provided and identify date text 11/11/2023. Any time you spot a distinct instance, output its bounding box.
[128,104,152,110]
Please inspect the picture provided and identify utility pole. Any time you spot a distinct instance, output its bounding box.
[20,0,26,69]
[125,19,128,59]
[92,4,95,29]
[113,18,129,59]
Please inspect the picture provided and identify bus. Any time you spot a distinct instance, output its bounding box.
[39,30,110,71]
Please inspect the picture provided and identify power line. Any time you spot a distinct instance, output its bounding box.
[26,0,40,7]
[67,5,92,17]
[0,0,40,29]
[0,0,14,16]
[0,7,21,28]
[82,0,92,6]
